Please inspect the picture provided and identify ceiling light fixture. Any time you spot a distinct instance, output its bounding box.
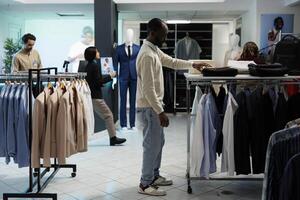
[56,12,85,17]
[166,20,191,24]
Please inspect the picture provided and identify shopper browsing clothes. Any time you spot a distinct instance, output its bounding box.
[12,33,42,72]
[84,47,126,146]
[136,18,209,196]
[238,41,265,64]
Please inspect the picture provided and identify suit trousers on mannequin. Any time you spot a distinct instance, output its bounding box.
[119,79,137,128]
[92,99,116,138]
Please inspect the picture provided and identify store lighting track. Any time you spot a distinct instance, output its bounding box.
[13,0,224,3]
[166,20,191,24]
[56,12,85,17]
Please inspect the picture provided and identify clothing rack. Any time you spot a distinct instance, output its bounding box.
[184,73,300,194]
[2,68,86,200]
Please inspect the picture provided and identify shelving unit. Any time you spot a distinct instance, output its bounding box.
[139,23,213,113]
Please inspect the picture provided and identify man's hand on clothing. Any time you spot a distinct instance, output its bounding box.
[192,62,213,72]
[159,112,169,127]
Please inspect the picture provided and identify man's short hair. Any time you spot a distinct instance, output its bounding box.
[274,17,284,26]
[82,26,94,36]
[22,33,36,44]
[147,18,166,34]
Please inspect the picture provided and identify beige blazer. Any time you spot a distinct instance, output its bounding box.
[73,85,88,152]
[56,87,76,164]
[31,89,50,169]
[43,88,64,167]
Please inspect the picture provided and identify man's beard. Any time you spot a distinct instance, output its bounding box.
[154,38,164,47]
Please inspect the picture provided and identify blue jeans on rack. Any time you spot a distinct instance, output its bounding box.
[140,108,165,187]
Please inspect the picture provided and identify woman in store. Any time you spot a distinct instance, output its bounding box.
[84,46,126,146]
[238,41,265,64]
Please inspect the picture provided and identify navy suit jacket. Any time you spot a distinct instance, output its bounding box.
[114,43,140,81]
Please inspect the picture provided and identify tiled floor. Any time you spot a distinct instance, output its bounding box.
[0,114,262,200]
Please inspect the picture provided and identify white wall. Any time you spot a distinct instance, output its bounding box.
[25,19,93,72]
[256,0,300,47]
[212,23,231,67]
[0,14,24,72]
[240,0,257,46]
[121,20,141,45]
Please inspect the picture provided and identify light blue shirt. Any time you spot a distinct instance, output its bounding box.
[200,93,219,178]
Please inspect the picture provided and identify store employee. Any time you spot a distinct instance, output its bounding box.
[12,33,42,72]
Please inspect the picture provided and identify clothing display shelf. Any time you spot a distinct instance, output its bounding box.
[140,23,213,113]
[2,68,86,200]
[184,73,300,194]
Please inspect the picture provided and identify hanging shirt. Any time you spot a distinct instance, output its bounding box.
[0,85,8,157]
[221,92,238,176]
[191,93,206,177]
[6,84,19,163]
[200,93,219,178]
[16,85,30,168]
[2,85,12,161]
[175,37,202,60]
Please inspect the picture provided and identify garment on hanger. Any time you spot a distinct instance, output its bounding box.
[262,127,300,200]
[234,90,251,175]
[190,91,206,177]
[31,80,91,168]
[175,37,202,60]
[279,153,300,200]
[201,92,220,178]
[0,83,30,168]
[215,86,226,156]
[221,91,238,176]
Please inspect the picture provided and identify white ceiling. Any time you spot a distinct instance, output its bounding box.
[3,0,225,4]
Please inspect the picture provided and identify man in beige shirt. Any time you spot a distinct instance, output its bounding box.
[12,33,42,72]
[137,18,208,196]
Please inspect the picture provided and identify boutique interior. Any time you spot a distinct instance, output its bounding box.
[0,0,300,200]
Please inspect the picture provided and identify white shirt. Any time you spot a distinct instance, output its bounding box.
[136,40,193,114]
[67,41,94,73]
[221,92,239,176]
[191,91,205,177]
[125,42,133,57]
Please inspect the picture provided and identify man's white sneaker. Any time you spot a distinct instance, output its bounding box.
[138,185,166,196]
[152,176,173,186]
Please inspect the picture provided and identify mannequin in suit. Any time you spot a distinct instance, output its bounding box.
[114,29,141,131]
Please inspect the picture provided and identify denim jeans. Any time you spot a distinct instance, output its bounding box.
[139,108,165,187]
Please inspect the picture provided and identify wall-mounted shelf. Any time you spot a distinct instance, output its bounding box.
[139,23,213,113]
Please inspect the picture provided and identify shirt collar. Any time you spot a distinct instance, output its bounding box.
[143,39,158,52]
[125,42,133,47]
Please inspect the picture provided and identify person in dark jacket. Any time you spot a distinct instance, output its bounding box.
[84,46,126,146]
